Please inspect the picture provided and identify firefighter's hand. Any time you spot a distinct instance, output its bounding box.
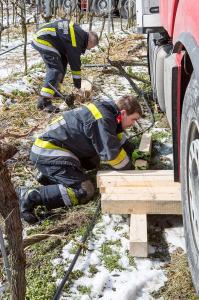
[73,88,86,103]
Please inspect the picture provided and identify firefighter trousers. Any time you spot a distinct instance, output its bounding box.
[39,50,68,98]
[28,161,95,211]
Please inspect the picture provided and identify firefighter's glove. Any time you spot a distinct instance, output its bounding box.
[64,94,75,107]
[131,149,150,165]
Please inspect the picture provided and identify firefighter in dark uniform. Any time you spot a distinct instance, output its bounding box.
[32,19,99,113]
[20,95,142,224]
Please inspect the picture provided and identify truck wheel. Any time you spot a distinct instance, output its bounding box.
[63,0,77,11]
[119,0,135,19]
[181,72,199,293]
[92,0,109,14]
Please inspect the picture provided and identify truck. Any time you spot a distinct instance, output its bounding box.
[136,0,199,293]
[63,0,135,18]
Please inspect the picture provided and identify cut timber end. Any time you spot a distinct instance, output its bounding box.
[135,159,148,170]
[129,214,148,257]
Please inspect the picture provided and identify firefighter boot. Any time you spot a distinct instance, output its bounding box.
[19,185,66,224]
[19,187,43,224]
[37,96,60,113]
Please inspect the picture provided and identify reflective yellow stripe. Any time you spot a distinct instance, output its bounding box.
[50,116,64,125]
[117,133,123,141]
[41,87,55,95]
[71,70,81,75]
[33,35,54,48]
[35,138,65,151]
[69,21,77,47]
[37,27,56,34]
[67,188,78,206]
[85,103,102,120]
[108,148,127,166]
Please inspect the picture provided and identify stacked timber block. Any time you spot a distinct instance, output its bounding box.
[97,170,182,257]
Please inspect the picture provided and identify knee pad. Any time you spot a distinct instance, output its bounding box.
[81,180,95,201]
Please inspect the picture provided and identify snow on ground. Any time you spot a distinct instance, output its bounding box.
[50,214,184,300]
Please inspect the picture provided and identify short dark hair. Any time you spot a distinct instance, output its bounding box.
[116,95,142,116]
[89,31,99,46]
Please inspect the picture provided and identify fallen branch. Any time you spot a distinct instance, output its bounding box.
[0,124,40,140]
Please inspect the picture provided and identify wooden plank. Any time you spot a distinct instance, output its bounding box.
[139,133,152,153]
[101,192,182,215]
[134,133,152,170]
[100,185,180,194]
[129,214,148,257]
[97,170,174,187]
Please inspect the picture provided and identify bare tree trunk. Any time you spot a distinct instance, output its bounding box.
[99,16,106,40]
[0,143,26,300]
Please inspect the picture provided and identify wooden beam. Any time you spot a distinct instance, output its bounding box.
[129,214,148,257]
[100,185,180,194]
[97,170,174,187]
[101,191,181,215]
[135,133,152,170]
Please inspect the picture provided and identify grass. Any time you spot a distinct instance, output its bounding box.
[152,249,199,300]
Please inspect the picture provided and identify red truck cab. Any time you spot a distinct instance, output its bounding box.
[136,0,199,293]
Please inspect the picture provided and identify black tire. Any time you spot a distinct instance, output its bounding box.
[181,72,199,293]
[92,0,109,14]
[119,0,135,19]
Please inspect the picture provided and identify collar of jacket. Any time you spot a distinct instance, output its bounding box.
[82,32,89,54]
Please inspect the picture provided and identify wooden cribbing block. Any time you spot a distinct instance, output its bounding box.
[81,76,93,97]
[129,214,148,257]
[135,133,152,170]
[97,170,174,188]
[100,186,180,194]
[101,190,181,215]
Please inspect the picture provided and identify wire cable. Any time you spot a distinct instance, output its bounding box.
[52,197,101,300]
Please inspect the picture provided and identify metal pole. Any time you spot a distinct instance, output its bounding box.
[0,227,11,284]
[108,0,112,35]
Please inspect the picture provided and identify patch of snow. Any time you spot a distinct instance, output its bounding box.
[164,226,186,252]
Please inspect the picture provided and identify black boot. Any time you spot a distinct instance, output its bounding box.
[37,97,60,113]
[19,188,43,224]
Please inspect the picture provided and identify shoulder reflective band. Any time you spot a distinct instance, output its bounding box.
[69,21,77,47]
[50,116,64,125]
[36,27,56,36]
[85,103,102,120]
[108,148,127,166]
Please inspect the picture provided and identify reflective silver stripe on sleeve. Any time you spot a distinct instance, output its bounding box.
[31,144,80,162]
[46,118,66,131]
[112,155,130,169]
[32,40,61,56]
[72,75,81,79]
[58,184,71,206]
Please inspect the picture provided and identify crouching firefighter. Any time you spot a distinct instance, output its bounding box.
[19,95,142,224]
[32,19,99,113]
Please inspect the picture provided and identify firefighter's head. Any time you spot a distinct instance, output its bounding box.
[87,32,99,50]
[116,95,142,129]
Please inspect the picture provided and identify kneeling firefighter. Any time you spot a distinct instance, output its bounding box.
[20,95,142,224]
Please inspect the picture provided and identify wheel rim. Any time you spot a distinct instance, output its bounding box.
[96,0,108,12]
[64,0,74,10]
[188,122,199,251]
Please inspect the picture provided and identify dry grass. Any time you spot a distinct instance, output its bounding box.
[152,248,199,300]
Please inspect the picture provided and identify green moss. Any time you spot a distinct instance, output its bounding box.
[100,240,123,272]
[26,239,64,300]
[88,265,98,276]
[77,285,91,295]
